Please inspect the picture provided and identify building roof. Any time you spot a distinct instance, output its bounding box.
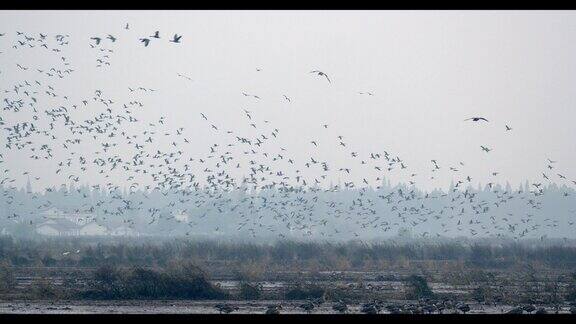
[81,222,108,230]
[38,218,80,232]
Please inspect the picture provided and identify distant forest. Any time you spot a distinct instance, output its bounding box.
[2,236,576,270]
[1,177,575,241]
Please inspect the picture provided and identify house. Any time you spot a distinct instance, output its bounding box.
[65,213,93,226]
[36,224,60,236]
[36,218,81,236]
[42,207,63,219]
[173,210,189,223]
[36,219,109,236]
[110,225,139,237]
[79,222,109,236]
[42,208,95,225]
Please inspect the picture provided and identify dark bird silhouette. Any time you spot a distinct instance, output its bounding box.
[310,70,331,83]
[140,38,151,47]
[465,117,489,122]
[170,34,182,43]
[214,303,238,314]
[332,301,348,313]
[90,37,102,45]
[265,305,282,314]
[299,301,315,314]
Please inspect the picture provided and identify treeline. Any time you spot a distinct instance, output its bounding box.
[2,236,576,269]
[2,177,576,241]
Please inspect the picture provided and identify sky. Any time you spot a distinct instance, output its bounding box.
[1,10,576,192]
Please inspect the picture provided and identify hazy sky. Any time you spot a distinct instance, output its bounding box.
[2,10,576,191]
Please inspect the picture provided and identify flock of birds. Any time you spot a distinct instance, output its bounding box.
[87,26,181,68]
[214,298,576,314]
[1,25,576,242]
[90,25,183,48]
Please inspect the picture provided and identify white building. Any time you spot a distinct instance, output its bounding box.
[173,210,189,223]
[36,218,109,236]
[110,225,139,237]
[79,222,109,236]
[41,208,94,225]
[36,218,81,236]
[42,207,63,219]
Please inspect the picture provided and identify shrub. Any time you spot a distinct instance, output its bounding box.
[405,275,434,299]
[83,264,227,300]
[472,286,490,302]
[285,283,325,300]
[31,277,64,299]
[324,285,364,302]
[238,282,262,300]
[0,262,15,292]
[566,272,576,302]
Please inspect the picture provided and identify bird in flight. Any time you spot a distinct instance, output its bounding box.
[170,34,182,43]
[505,125,512,131]
[176,73,192,81]
[465,117,489,122]
[107,34,116,42]
[151,31,160,39]
[140,38,151,47]
[480,145,491,153]
[310,70,331,83]
[90,37,102,45]
[283,95,291,103]
[125,23,129,30]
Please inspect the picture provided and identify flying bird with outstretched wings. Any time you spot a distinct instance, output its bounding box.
[90,37,102,45]
[465,117,489,122]
[140,38,150,47]
[170,34,182,43]
[310,70,331,83]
